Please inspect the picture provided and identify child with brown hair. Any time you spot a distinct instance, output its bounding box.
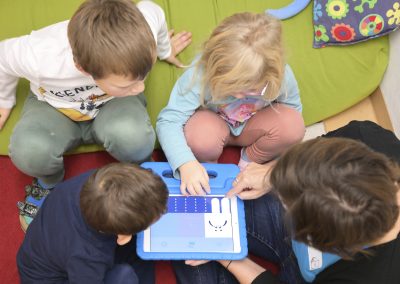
[0,0,191,226]
[156,12,305,196]
[17,163,168,283]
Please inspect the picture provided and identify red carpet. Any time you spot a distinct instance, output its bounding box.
[0,147,277,283]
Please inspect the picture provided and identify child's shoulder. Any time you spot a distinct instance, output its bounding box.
[136,0,165,19]
[29,20,69,42]
[136,0,163,11]
[283,63,297,82]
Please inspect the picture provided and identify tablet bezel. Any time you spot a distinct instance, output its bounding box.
[143,194,242,254]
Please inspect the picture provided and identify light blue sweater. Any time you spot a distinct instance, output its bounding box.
[156,63,302,177]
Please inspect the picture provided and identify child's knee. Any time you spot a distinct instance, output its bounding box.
[186,129,226,162]
[185,110,229,156]
[277,107,305,144]
[124,126,156,153]
[102,122,156,162]
[10,130,60,172]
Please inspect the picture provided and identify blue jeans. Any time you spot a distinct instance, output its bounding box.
[172,194,304,284]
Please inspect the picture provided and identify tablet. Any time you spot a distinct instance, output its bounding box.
[137,162,248,260]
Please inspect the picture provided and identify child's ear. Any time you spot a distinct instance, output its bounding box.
[116,234,132,245]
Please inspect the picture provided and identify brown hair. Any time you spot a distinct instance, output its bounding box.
[80,163,168,235]
[68,0,156,79]
[196,12,285,104]
[270,138,400,259]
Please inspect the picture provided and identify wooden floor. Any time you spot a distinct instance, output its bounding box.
[324,88,393,132]
[305,88,393,140]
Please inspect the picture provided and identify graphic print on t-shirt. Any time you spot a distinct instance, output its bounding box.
[37,85,112,120]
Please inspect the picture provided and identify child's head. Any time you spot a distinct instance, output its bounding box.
[198,12,284,102]
[270,138,400,258]
[68,0,156,96]
[80,163,168,236]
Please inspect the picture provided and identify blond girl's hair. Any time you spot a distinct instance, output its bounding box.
[68,0,157,80]
[197,12,285,104]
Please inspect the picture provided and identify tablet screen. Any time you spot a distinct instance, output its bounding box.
[143,194,241,253]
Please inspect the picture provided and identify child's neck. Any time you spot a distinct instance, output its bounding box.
[372,190,400,245]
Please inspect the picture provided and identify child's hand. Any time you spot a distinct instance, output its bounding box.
[179,160,210,195]
[0,107,12,130]
[165,30,192,68]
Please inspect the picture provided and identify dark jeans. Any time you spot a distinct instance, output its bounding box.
[109,235,155,284]
[172,194,303,284]
[105,264,139,284]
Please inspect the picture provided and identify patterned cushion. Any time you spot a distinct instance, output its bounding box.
[313,0,400,48]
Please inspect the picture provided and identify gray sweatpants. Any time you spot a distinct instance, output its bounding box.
[9,92,155,185]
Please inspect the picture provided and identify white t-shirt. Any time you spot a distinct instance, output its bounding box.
[0,1,171,121]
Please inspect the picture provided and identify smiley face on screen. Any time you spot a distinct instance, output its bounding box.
[208,216,228,232]
[203,197,233,238]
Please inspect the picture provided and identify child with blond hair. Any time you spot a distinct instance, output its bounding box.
[157,12,304,196]
[0,0,191,227]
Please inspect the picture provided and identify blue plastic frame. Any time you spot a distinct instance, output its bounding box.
[137,162,248,260]
[266,0,311,20]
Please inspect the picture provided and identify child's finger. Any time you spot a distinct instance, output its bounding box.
[200,179,211,194]
[180,182,188,195]
[200,167,210,193]
[166,56,184,68]
[175,35,192,49]
[186,184,197,196]
[173,30,190,38]
[0,108,12,130]
[0,117,5,130]
[176,31,192,42]
[193,182,206,196]
[201,167,209,182]
[172,32,192,53]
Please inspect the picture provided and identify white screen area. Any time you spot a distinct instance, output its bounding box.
[143,195,241,253]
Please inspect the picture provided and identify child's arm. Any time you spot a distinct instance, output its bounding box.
[67,257,110,283]
[0,35,36,130]
[156,66,210,195]
[276,64,302,112]
[137,1,191,68]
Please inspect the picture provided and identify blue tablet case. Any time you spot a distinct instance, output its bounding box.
[137,162,248,260]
